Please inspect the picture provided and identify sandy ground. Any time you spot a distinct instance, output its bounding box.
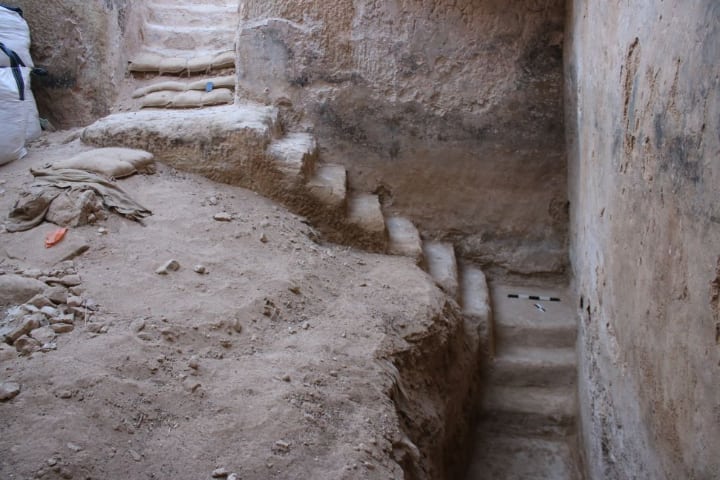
[0,133,462,480]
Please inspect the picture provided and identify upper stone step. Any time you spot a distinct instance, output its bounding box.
[386,216,422,262]
[492,285,577,349]
[460,264,493,356]
[307,164,347,209]
[480,385,576,437]
[464,433,581,480]
[423,241,459,298]
[81,104,278,186]
[266,133,318,184]
[141,22,236,51]
[147,3,238,28]
[488,345,577,388]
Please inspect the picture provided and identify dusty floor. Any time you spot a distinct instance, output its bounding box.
[0,133,463,479]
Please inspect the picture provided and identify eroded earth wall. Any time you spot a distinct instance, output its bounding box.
[566,1,720,478]
[240,0,567,274]
[12,0,140,128]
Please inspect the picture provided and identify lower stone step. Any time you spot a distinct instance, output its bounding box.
[81,104,278,186]
[386,216,422,261]
[307,164,347,209]
[488,346,577,388]
[423,241,459,298]
[481,385,576,436]
[464,433,581,480]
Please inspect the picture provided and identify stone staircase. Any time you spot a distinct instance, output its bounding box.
[464,285,582,480]
[78,2,581,476]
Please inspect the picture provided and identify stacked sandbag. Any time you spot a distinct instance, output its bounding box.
[0,5,40,166]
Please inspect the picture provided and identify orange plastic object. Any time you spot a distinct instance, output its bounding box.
[45,227,68,248]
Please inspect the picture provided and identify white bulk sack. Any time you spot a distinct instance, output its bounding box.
[0,64,29,165]
[0,5,31,67]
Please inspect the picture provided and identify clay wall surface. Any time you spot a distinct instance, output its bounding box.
[566,1,720,478]
[11,0,141,128]
[239,0,567,274]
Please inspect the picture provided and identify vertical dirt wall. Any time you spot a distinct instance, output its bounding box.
[10,0,140,128]
[566,1,720,478]
[240,0,567,274]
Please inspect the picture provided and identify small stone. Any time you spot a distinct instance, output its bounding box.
[22,304,39,313]
[66,296,83,308]
[27,294,55,309]
[231,319,243,334]
[274,440,290,452]
[183,379,201,393]
[58,274,82,287]
[212,467,229,478]
[85,323,105,334]
[40,306,60,318]
[130,318,145,333]
[193,265,207,274]
[6,316,42,344]
[188,356,199,370]
[259,233,268,243]
[51,313,75,325]
[0,382,20,401]
[47,458,58,467]
[156,260,180,275]
[289,286,301,295]
[51,323,74,334]
[45,286,68,304]
[208,196,218,206]
[57,390,73,399]
[97,227,108,235]
[129,449,142,462]
[67,443,82,452]
[227,474,239,480]
[288,327,296,335]
[213,212,233,222]
[15,336,41,355]
[281,374,291,382]
[30,326,56,344]
[302,322,310,330]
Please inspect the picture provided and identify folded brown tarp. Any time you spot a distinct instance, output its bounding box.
[6,168,152,232]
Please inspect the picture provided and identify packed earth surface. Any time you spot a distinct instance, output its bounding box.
[0,133,473,480]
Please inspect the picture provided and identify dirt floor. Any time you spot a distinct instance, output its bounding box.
[0,133,468,480]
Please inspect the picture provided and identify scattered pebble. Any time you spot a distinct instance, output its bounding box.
[213,212,233,222]
[274,440,290,452]
[302,322,310,330]
[14,336,41,355]
[129,449,142,462]
[67,443,83,452]
[156,260,180,275]
[188,356,199,370]
[51,323,74,334]
[66,296,83,308]
[282,374,291,382]
[212,467,229,478]
[259,233,268,243]
[183,379,201,393]
[193,265,207,274]
[288,286,301,295]
[208,196,218,206]
[97,227,108,235]
[227,474,239,480]
[130,318,146,333]
[40,306,60,318]
[0,382,20,401]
